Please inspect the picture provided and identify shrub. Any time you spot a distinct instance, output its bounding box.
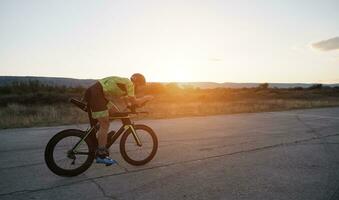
[258,83,269,90]
[308,84,323,90]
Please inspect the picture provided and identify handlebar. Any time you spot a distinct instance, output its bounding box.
[125,106,149,115]
[109,111,148,118]
[126,99,150,113]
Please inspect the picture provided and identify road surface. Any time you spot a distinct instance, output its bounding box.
[0,107,339,200]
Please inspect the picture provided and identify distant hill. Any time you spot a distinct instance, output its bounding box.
[0,76,338,89]
[0,76,96,88]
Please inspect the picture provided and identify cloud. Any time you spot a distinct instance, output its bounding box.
[312,36,339,51]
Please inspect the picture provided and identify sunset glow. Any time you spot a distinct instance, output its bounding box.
[1,0,339,83]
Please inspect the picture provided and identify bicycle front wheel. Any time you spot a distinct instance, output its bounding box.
[120,124,158,166]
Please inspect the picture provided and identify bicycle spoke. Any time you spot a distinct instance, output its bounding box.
[53,135,90,170]
[124,129,154,161]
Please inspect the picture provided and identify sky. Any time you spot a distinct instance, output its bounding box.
[0,0,339,83]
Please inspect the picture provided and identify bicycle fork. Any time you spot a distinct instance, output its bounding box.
[124,125,142,147]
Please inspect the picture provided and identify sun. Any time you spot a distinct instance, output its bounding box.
[149,62,197,83]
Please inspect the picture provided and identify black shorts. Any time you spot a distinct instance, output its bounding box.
[84,82,109,119]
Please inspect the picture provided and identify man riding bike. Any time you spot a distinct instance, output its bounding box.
[84,73,153,165]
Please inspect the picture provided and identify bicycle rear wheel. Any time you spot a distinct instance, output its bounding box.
[120,124,158,166]
[44,129,95,176]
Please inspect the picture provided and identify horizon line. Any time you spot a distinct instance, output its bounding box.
[0,75,338,85]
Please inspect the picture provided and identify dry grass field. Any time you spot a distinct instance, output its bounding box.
[0,81,338,128]
[1,98,339,129]
[144,99,339,118]
[0,104,87,128]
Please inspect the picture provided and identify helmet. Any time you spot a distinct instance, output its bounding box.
[131,73,146,86]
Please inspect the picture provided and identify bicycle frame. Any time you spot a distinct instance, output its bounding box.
[71,100,143,154]
[106,118,142,148]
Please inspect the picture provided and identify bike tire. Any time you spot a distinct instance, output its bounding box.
[120,124,158,166]
[44,129,96,177]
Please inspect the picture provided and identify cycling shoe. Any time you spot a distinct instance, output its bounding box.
[95,156,117,166]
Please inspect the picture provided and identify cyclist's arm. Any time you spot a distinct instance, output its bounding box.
[107,101,121,116]
[122,95,153,107]
[121,81,153,107]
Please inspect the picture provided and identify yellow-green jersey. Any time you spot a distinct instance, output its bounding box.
[98,76,135,101]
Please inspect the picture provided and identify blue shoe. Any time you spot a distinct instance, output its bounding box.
[96,156,117,166]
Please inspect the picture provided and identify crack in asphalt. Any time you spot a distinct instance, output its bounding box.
[91,179,118,200]
[295,115,339,200]
[1,132,339,197]
[116,162,130,173]
[199,140,253,151]
[0,180,96,198]
[294,142,339,146]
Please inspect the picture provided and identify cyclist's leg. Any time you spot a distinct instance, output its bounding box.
[97,116,109,150]
[87,82,116,165]
[93,112,116,165]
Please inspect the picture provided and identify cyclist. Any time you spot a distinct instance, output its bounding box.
[84,73,153,165]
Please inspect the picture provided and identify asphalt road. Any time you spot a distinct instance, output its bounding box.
[0,107,339,200]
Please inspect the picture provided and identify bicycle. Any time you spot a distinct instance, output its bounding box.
[44,98,158,177]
